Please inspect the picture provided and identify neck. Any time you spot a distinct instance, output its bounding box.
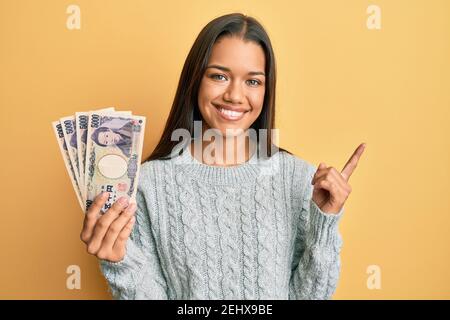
[190,129,256,167]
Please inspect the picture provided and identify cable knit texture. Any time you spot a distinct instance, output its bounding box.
[99,145,344,300]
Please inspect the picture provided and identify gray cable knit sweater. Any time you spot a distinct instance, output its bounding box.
[99,146,344,300]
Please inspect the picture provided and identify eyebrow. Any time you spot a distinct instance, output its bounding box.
[206,64,265,76]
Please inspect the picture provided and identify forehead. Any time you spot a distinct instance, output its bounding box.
[208,36,265,72]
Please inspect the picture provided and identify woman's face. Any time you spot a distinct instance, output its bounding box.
[98,129,121,146]
[197,36,266,137]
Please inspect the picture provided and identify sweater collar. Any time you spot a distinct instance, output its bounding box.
[172,139,269,185]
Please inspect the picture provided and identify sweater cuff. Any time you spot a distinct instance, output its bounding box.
[99,239,146,273]
[307,199,344,248]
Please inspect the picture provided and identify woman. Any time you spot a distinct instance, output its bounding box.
[80,13,365,300]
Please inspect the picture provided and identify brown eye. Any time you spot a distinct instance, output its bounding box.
[247,79,261,87]
[210,74,227,81]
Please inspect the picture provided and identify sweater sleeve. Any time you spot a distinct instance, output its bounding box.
[98,181,169,300]
[288,159,344,300]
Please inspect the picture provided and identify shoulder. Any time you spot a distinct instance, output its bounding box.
[134,158,170,219]
[277,150,318,210]
[138,158,167,185]
[139,158,156,178]
[277,150,317,181]
[281,152,317,202]
[137,156,180,190]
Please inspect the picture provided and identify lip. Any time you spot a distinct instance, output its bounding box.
[213,103,249,113]
[212,103,249,121]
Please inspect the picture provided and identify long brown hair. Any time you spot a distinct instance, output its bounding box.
[145,13,291,162]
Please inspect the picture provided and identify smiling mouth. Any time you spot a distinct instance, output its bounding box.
[213,104,249,121]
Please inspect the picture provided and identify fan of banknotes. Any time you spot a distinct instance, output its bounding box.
[52,107,146,213]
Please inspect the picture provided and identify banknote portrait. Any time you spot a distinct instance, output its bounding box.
[90,119,133,158]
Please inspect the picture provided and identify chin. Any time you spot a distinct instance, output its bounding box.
[216,126,250,138]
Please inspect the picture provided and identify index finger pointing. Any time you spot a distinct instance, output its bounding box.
[341,143,366,181]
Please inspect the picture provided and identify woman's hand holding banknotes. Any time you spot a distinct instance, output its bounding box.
[80,192,137,263]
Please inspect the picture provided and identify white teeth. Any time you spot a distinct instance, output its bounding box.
[219,108,243,117]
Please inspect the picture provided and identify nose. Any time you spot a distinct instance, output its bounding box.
[223,80,243,105]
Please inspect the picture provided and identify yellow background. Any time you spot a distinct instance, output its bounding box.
[1,0,449,299]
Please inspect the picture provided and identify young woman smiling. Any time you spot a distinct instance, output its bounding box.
[80,13,365,300]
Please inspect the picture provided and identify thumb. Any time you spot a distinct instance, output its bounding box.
[318,162,327,170]
[311,162,327,185]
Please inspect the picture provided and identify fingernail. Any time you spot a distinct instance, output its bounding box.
[119,197,128,205]
[102,192,109,199]
[128,203,136,212]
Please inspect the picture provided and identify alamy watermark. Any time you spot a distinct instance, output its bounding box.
[66,264,81,290]
[366,5,381,30]
[366,264,382,290]
[169,121,281,175]
[66,4,81,30]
